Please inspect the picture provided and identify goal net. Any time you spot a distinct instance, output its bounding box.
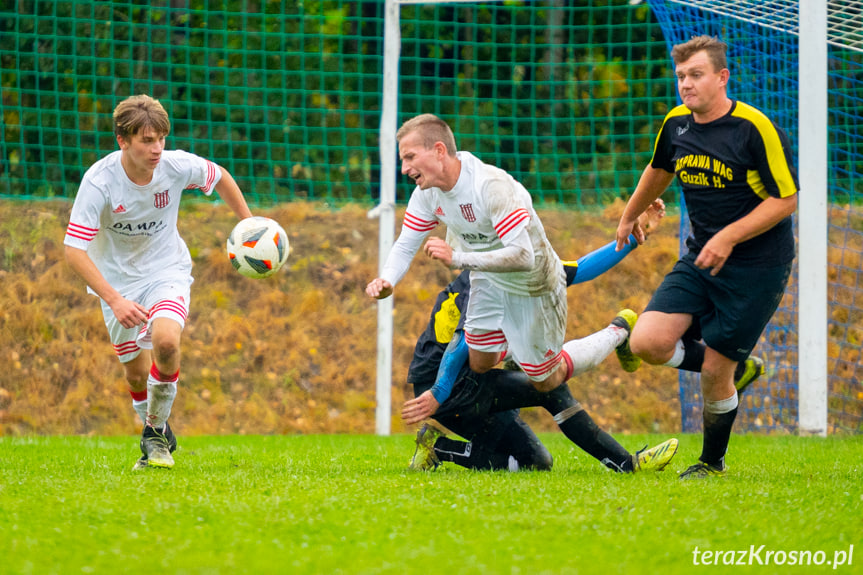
[649,0,863,433]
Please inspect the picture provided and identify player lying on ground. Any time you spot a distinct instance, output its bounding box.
[403,203,679,472]
[64,95,252,471]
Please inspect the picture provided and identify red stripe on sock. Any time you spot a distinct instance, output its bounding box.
[130,390,147,401]
[150,363,180,383]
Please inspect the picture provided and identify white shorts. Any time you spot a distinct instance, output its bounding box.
[101,275,192,363]
[464,275,567,382]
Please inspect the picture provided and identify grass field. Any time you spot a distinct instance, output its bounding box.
[1,433,861,575]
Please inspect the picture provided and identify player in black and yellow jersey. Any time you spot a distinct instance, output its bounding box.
[615,35,798,479]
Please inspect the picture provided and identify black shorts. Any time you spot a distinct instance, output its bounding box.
[645,253,792,362]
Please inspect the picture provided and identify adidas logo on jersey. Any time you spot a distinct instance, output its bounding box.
[434,206,445,217]
[113,204,127,214]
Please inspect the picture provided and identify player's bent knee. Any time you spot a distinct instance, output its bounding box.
[153,340,180,362]
[531,451,554,471]
[629,333,671,364]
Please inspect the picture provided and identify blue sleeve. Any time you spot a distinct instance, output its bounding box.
[429,331,468,404]
[567,235,638,286]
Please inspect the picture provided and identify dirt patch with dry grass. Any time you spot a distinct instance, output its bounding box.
[0,198,682,437]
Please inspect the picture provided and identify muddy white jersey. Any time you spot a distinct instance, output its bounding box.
[64,149,221,293]
[385,151,563,296]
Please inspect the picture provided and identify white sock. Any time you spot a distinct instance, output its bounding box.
[663,339,686,368]
[146,368,178,429]
[132,398,148,425]
[704,392,739,414]
[561,325,626,378]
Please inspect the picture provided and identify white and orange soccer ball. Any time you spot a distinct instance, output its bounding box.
[226,216,290,279]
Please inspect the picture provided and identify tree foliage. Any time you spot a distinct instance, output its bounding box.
[0,1,674,204]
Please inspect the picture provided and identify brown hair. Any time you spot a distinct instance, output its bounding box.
[671,35,728,72]
[113,95,170,139]
[396,114,457,156]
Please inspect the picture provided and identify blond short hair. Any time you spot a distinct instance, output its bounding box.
[671,35,728,72]
[396,114,457,156]
[113,95,170,139]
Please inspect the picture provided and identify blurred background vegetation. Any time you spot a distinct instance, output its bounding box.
[0,200,683,436]
[1,1,860,435]
[0,0,675,206]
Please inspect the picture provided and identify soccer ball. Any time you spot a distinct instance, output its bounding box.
[226,216,290,279]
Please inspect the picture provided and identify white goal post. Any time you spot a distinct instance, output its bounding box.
[370,0,504,435]
[797,0,828,436]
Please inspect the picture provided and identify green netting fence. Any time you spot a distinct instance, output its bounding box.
[4,0,861,435]
[0,0,674,206]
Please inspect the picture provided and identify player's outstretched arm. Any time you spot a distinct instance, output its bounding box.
[566,199,665,286]
[401,390,439,425]
[365,278,394,299]
[638,198,666,238]
[616,167,674,251]
[214,166,253,220]
[401,331,467,424]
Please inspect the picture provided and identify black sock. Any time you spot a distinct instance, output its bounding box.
[700,407,738,468]
[678,338,706,372]
[434,437,510,470]
[434,437,470,464]
[557,410,633,473]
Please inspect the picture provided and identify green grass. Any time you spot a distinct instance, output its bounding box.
[1,433,861,575]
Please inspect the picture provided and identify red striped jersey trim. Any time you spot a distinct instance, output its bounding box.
[520,352,562,377]
[66,222,98,242]
[185,160,218,193]
[113,340,140,357]
[465,330,507,347]
[495,209,530,238]
[402,211,438,233]
[149,300,188,320]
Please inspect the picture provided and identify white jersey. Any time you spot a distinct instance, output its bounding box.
[383,151,563,296]
[64,149,221,293]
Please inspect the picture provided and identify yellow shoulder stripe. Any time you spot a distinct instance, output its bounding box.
[653,105,691,157]
[732,102,797,198]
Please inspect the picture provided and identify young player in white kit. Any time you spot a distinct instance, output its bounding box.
[64,94,252,470]
[366,114,609,394]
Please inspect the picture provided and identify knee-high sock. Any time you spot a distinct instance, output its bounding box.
[434,436,512,470]
[130,389,148,425]
[146,364,178,429]
[543,384,633,472]
[700,393,739,468]
[661,340,749,379]
[663,338,705,372]
[561,324,628,378]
